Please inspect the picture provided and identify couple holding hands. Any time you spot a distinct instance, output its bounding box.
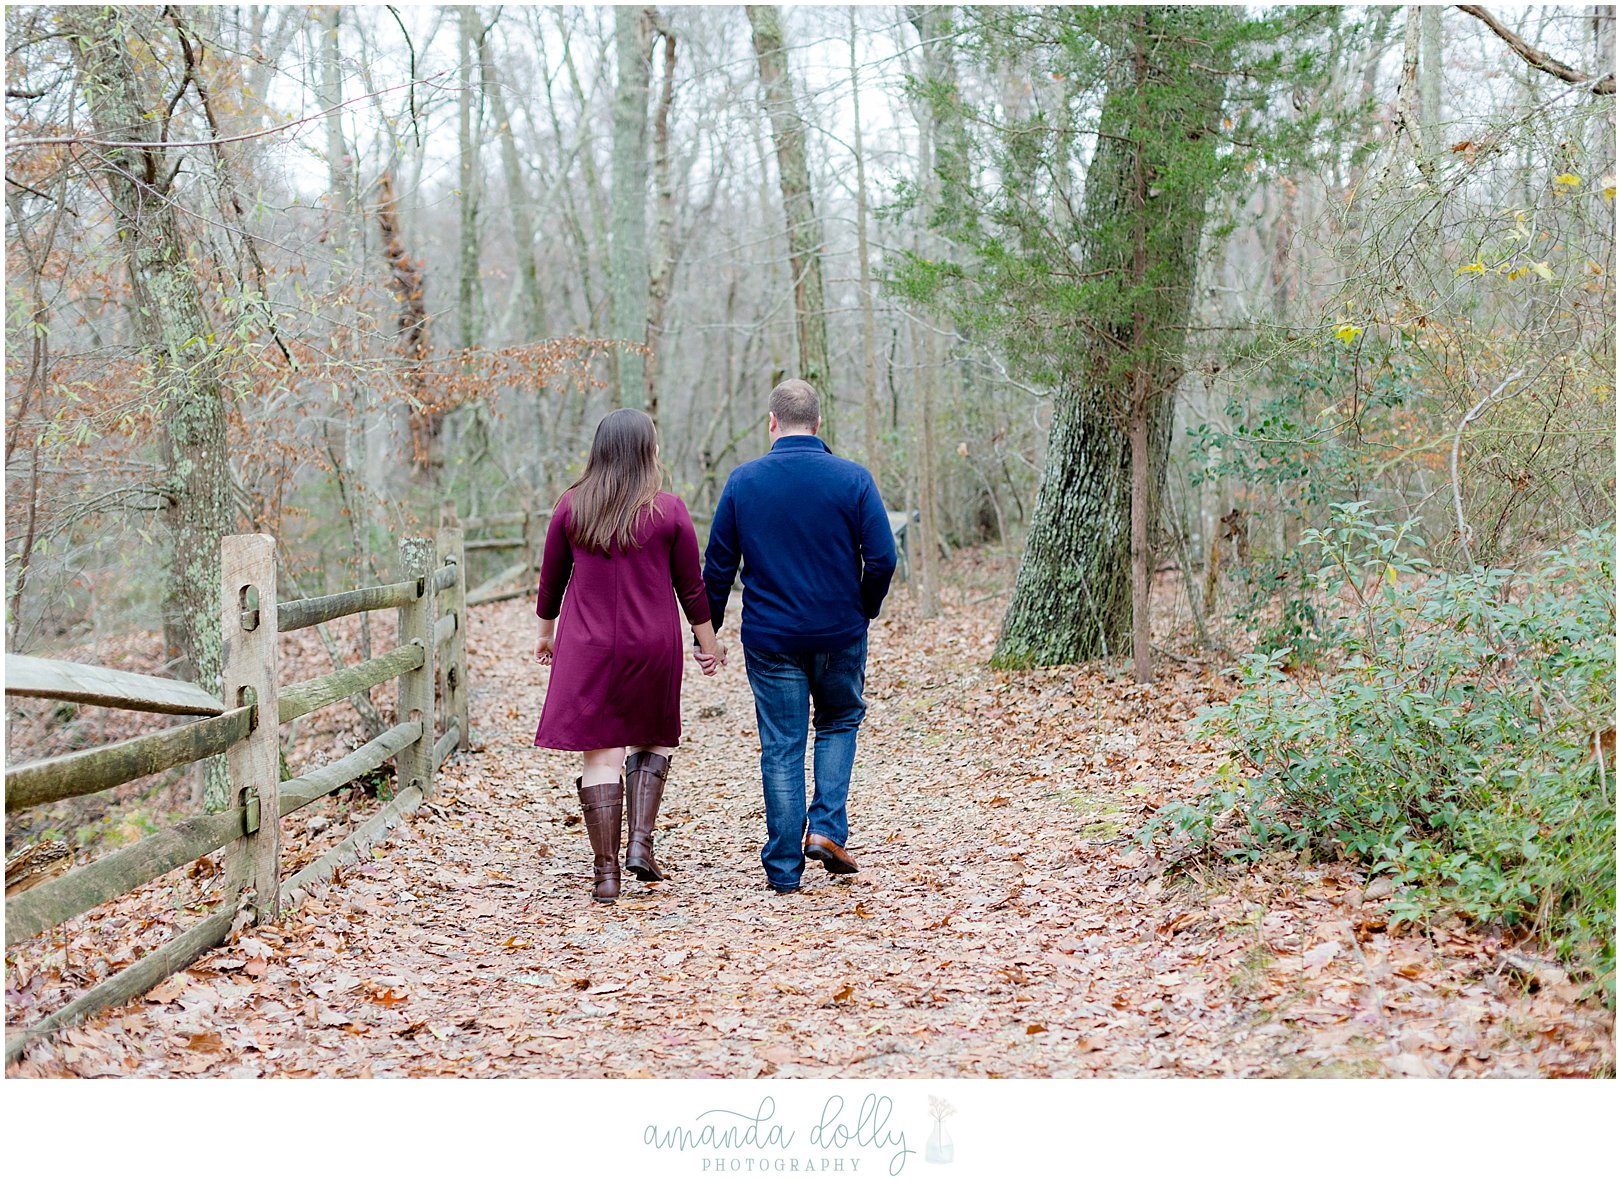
[533,380,897,903]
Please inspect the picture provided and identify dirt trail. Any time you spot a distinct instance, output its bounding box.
[11,557,1612,1077]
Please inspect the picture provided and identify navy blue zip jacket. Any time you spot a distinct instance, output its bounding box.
[702,434,897,653]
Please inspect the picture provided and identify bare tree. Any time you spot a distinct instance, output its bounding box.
[747,4,836,444]
[611,5,653,410]
[850,6,882,483]
[645,16,678,421]
[457,5,487,352]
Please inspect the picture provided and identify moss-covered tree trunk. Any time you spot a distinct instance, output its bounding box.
[68,8,233,806]
[992,6,1229,673]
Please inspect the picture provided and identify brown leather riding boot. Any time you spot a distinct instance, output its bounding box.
[577,777,623,904]
[624,751,671,882]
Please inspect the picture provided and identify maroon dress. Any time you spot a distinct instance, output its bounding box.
[533,490,711,751]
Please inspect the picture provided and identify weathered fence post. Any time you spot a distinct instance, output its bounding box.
[436,504,469,757]
[220,534,281,922]
[397,536,436,800]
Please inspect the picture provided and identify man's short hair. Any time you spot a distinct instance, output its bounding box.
[769,378,820,431]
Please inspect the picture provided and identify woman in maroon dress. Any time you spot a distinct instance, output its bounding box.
[533,408,725,904]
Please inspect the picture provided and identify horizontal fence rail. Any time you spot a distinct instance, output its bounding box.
[276,578,419,634]
[5,509,475,1064]
[463,506,546,607]
[4,654,226,716]
[5,811,244,945]
[276,642,424,725]
[4,904,236,1065]
[279,720,422,817]
[4,705,254,813]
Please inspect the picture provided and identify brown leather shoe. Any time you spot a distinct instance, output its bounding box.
[624,751,670,882]
[577,777,623,904]
[804,833,858,874]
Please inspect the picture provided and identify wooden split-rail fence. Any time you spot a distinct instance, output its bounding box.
[2,508,477,1064]
[463,507,546,607]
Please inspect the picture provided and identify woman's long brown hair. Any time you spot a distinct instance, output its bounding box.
[565,408,664,554]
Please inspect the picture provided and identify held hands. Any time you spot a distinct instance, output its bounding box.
[692,641,727,676]
[691,623,726,676]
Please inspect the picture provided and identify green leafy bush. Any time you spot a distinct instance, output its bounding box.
[1149,503,1616,992]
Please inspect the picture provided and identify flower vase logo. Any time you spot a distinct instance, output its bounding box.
[925,1096,955,1165]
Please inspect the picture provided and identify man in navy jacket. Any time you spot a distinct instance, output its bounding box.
[702,379,897,893]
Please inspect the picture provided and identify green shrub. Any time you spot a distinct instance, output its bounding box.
[1148,503,1616,993]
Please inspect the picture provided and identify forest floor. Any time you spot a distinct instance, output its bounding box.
[8,550,1614,1078]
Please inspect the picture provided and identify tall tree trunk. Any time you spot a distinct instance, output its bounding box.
[318,5,374,587]
[481,20,549,493]
[746,97,793,381]
[1391,6,1424,180]
[377,171,435,480]
[481,27,545,342]
[67,7,232,807]
[992,8,1229,673]
[917,321,943,617]
[320,7,352,216]
[1419,4,1443,169]
[457,6,486,353]
[1129,387,1152,683]
[1127,29,1154,685]
[1269,178,1298,319]
[907,3,963,617]
[645,20,677,423]
[850,6,881,486]
[560,15,612,342]
[747,4,836,445]
[1592,5,1616,225]
[611,6,653,409]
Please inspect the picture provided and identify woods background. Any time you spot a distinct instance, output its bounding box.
[5,5,1617,999]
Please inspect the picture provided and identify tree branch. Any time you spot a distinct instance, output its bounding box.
[1455,5,1617,94]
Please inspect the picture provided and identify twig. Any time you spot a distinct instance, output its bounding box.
[5,173,78,213]
[386,6,423,147]
[5,71,451,153]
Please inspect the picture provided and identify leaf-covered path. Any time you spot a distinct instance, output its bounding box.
[11,556,1612,1077]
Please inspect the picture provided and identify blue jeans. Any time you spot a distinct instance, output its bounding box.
[743,639,868,889]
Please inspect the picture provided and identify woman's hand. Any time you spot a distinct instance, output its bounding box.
[691,624,725,676]
[535,622,556,665]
